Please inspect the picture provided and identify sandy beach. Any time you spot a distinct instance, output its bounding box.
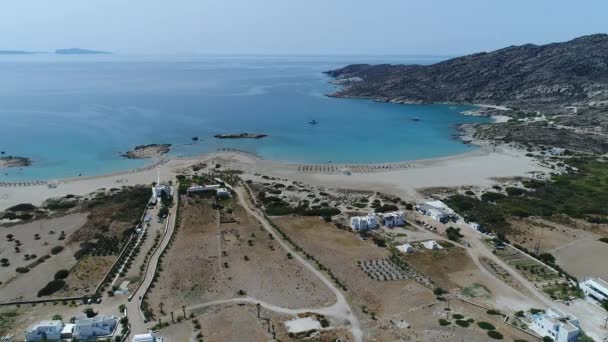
[0,144,549,211]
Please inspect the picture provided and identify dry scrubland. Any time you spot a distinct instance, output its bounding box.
[0,214,86,301]
[0,186,150,301]
[147,193,334,319]
[272,216,536,341]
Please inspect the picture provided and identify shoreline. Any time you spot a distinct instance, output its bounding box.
[0,143,550,211]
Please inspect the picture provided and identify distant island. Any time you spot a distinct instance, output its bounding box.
[0,156,32,169]
[55,48,111,55]
[326,33,608,155]
[121,144,171,159]
[0,50,35,55]
[214,133,268,139]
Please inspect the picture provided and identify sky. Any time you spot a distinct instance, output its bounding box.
[1,0,606,55]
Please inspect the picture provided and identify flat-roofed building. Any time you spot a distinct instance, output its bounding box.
[381,211,405,228]
[580,277,608,303]
[531,308,580,342]
[350,213,378,231]
[25,320,62,342]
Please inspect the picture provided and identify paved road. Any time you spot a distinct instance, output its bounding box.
[126,199,178,337]
[234,186,363,342]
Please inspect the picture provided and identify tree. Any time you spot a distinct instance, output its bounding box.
[542,336,554,342]
[170,312,175,323]
[83,307,97,318]
[433,287,447,296]
[182,305,186,319]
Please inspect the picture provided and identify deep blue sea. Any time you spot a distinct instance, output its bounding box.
[0,55,489,181]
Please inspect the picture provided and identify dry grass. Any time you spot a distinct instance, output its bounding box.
[60,255,117,296]
[147,195,333,319]
[403,248,477,290]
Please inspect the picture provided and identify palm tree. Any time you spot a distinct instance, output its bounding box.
[170,312,174,323]
[181,305,186,319]
[159,302,164,315]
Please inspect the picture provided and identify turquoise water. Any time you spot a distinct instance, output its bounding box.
[0,55,489,181]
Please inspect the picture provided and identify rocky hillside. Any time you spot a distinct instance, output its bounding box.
[326,34,608,108]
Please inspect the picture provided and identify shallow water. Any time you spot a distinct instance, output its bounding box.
[0,55,489,181]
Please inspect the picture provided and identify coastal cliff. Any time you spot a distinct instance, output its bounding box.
[326,34,608,154]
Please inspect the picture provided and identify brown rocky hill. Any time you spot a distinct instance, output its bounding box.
[326,34,608,108]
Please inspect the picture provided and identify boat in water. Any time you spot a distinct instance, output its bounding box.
[411,117,420,122]
[309,119,318,125]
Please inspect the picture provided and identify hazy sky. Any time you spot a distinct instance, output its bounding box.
[1,0,606,55]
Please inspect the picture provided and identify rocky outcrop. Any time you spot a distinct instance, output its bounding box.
[214,133,268,139]
[121,144,171,159]
[326,34,608,108]
[0,156,32,169]
[473,122,608,154]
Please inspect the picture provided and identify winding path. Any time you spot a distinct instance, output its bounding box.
[234,186,363,341]
[185,186,363,341]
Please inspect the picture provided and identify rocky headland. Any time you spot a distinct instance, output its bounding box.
[121,144,171,159]
[325,34,608,154]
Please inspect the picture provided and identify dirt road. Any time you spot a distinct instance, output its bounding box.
[232,186,363,342]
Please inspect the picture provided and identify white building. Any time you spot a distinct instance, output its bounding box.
[186,184,220,195]
[382,211,405,228]
[350,213,378,231]
[151,185,172,205]
[531,309,580,342]
[133,333,161,342]
[580,277,608,303]
[216,188,231,198]
[422,240,442,250]
[60,324,74,340]
[73,315,117,340]
[547,147,566,156]
[25,320,62,342]
[416,200,456,223]
[396,243,414,253]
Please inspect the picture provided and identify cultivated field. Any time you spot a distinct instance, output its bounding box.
[147,193,334,320]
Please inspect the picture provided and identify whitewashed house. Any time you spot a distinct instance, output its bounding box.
[186,184,220,195]
[396,243,414,253]
[422,240,442,250]
[216,188,231,198]
[133,333,160,342]
[382,211,405,228]
[416,200,456,223]
[25,320,62,342]
[580,277,608,303]
[73,315,117,340]
[531,308,580,342]
[350,213,378,231]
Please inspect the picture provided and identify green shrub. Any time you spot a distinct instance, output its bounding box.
[37,279,66,297]
[455,319,470,327]
[477,321,495,330]
[505,187,527,196]
[481,192,506,202]
[16,267,29,273]
[51,246,64,255]
[438,319,451,326]
[54,269,70,280]
[487,330,503,340]
[452,314,464,320]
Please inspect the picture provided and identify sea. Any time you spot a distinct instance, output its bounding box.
[0,54,489,181]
